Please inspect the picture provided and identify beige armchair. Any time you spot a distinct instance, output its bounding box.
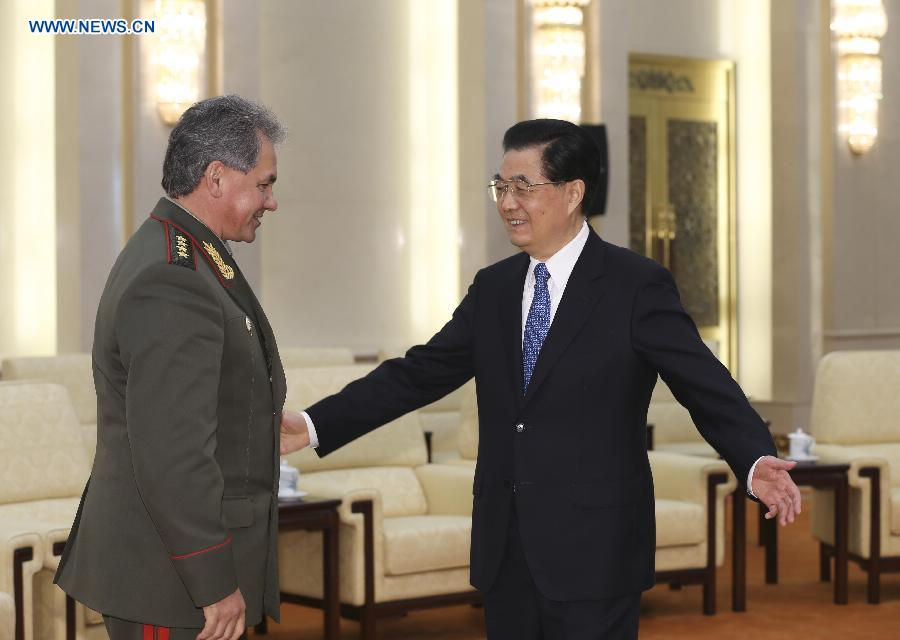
[808,350,900,603]
[649,452,735,614]
[1,591,14,640]
[647,379,716,457]
[277,365,478,639]
[1,355,97,465]
[0,381,92,640]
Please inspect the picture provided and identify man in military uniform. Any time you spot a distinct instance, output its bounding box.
[55,95,289,640]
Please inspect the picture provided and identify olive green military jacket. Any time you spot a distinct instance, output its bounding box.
[55,198,286,628]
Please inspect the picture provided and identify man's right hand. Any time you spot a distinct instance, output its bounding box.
[280,410,311,455]
[198,588,245,640]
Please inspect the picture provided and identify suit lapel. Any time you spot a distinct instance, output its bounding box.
[522,229,608,406]
[501,253,530,410]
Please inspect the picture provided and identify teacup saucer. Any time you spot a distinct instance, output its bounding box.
[786,454,819,462]
[278,488,308,500]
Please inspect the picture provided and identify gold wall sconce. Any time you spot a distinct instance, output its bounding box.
[528,0,591,123]
[151,0,207,126]
[831,0,888,155]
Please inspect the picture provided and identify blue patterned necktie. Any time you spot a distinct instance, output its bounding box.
[522,262,551,393]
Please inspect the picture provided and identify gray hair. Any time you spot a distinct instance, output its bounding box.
[161,95,286,198]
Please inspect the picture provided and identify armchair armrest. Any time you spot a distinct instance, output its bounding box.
[0,591,13,640]
[414,464,476,516]
[813,444,891,489]
[0,591,12,640]
[0,522,44,640]
[296,475,385,530]
[278,483,384,606]
[649,451,737,503]
[809,443,892,568]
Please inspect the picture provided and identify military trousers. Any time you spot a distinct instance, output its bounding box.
[103,615,248,640]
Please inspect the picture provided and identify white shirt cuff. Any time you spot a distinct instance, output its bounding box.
[747,455,766,498]
[301,411,320,449]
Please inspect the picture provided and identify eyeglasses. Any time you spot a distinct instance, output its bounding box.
[486,178,569,203]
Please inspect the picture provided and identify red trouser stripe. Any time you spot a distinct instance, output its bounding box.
[157,627,170,640]
[142,625,154,640]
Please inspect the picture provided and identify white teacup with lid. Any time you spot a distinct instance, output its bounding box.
[278,458,303,498]
[787,428,815,460]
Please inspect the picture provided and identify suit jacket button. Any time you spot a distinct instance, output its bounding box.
[515,423,524,433]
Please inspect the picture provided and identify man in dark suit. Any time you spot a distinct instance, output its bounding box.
[56,96,287,640]
[281,119,801,639]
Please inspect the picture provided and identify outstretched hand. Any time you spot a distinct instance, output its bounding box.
[280,410,310,455]
[751,456,802,526]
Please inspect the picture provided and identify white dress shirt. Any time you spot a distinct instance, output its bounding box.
[521,220,590,343]
[305,218,763,497]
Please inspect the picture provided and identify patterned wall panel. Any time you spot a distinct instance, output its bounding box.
[667,119,719,327]
[629,116,647,254]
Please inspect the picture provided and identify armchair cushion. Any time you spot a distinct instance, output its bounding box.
[655,500,704,547]
[0,382,90,504]
[382,516,470,576]
[1,355,95,426]
[414,464,475,516]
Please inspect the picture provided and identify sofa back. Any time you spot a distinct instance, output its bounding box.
[0,381,90,504]
[282,365,428,472]
[2,354,95,425]
[811,350,900,445]
[648,378,703,445]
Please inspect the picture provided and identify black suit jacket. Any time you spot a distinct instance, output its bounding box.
[309,228,775,600]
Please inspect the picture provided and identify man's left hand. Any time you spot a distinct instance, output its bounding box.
[280,410,310,455]
[751,456,802,526]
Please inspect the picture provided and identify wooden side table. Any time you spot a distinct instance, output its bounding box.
[255,495,342,640]
[731,462,850,610]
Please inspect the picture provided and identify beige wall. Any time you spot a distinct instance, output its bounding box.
[257,0,489,352]
[0,0,59,358]
[590,0,775,401]
[8,0,899,419]
[767,0,900,433]
[826,0,900,353]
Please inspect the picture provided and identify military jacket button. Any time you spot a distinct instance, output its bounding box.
[515,423,524,433]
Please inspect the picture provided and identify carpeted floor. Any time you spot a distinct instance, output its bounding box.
[255,489,900,639]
